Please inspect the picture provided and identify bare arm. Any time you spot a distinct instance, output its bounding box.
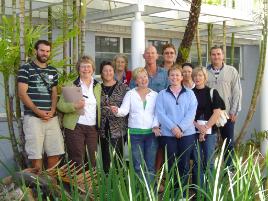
[18,82,50,120]
[47,86,58,117]
[206,108,221,128]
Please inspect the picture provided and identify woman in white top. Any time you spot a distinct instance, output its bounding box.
[57,56,101,167]
[111,67,160,184]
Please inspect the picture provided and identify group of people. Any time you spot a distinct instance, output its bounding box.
[18,39,242,197]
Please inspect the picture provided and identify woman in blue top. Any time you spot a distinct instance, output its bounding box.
[156,66,197,197]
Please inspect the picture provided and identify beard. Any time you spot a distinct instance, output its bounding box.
[36,53,49,63]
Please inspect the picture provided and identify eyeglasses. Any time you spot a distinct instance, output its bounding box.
[164,52,175,55]
[80,65,92,69]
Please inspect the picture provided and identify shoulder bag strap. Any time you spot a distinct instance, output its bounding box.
[30,62,52,93]
[210,88,214,103]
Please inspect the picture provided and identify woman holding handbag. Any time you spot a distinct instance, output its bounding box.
[192,66,225,186]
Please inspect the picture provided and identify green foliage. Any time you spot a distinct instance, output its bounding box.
[178,47,190,62]
[203,0,222,5]
[2,141,267,200]
[0,15,47,75]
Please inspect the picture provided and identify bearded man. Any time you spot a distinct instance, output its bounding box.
[18,40,64,172]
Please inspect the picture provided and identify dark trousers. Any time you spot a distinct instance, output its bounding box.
[161,135,197,191]
[100,134,124,173]
[64,124,98,167]
[219,120,235,167]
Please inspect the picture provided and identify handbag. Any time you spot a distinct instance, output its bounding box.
[210,88,229,127]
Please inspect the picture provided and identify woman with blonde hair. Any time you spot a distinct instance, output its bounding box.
[156,66,197,198]
[113,54,132,85]
[192,66,225,186]
[111,67,160,184]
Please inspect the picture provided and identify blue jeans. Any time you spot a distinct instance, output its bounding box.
[130,133,158,184]
[161,134,197,191]
[192,133,217,187]
[220,120,234,167]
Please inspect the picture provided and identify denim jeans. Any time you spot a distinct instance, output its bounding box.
[161,134,197,192]
[130,133,158,184]
[219,120,235,167]
[192,133,217,187]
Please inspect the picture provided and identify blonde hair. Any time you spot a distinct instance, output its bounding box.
[112,54,128,71]
[132,67,148,80]
[192,66,208,83]
[76,55,95,73]
[168,65,183,76]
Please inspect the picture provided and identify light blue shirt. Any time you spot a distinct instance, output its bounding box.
[156,86,197,137]
[130,67,169,92]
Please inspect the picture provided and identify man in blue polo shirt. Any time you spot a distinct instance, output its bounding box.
[130,45,169,92]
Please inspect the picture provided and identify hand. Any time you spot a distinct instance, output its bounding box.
[199,133,206,142]
[74,99,85,110]
[35,109,51,121]
[47,109,55,118]
[172,127,183,139]
[153,127,161,136]
[110,106,118,114]
[229,114,237,122]
[198,125,208,135]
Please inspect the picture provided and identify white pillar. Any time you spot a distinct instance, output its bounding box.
[260,39,268,156]
[131,11,145,70]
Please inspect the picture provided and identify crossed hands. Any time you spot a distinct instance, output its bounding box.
[35,109,55,121]
[195,122,209,142]
[171,126,183,139]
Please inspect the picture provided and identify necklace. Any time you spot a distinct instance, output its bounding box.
[102,82,117,106]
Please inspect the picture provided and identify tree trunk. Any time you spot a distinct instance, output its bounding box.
[80,0,87,56]
[72,0,78,64]
[195,24,202,66]
[13,0,22,137]
[236,14,268,146]
[222,21,226,61]
[63,0,68,75]
[1,0,5,16]
[19,0,25,64]
[176,0,202,64]
[48,6,52,42]
[207,23,213,51]
[29,0,32,26]
[19,0,29,168]
[230,33,235,65]
[3,74,22,167]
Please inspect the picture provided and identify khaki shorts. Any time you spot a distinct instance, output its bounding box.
[23,115,65,159]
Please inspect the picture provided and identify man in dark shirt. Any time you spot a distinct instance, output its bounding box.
[18,40,64,173]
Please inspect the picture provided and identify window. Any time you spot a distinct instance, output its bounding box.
[95,36,119,52]
[123,38,131,53]
[148,40,168,54]
[190,44,208,67]
[95,36,120,74]
[226,46,241,73]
